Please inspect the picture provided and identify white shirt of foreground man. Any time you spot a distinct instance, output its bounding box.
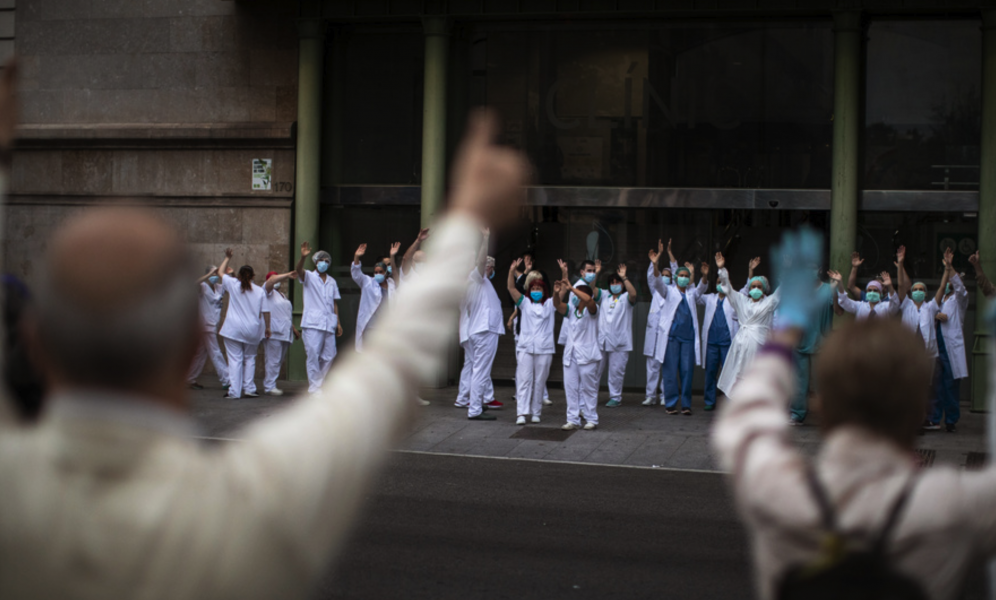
[0,110,528,599]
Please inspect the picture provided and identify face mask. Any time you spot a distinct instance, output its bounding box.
[530,291,544,303]
[489,271,495,280]
[571,296,580,308]
[387,266,393,275]
[945,284,952,295]
[610,284,623,295]
[374,273,386,284]
[317,261,329,274]
[749,288,764,301]
[583,272,596,284]
[676,276,690,288]
[911,290,926,303]
[273,282,281,290]
[716,284,725,295]
[208,275,219,285]
[866,291,880,303]
[662,276,672,285]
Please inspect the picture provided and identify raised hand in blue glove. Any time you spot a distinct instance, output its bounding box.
[771,226,824,331]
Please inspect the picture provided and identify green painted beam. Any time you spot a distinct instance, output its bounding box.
[829,11,862,321]
[420,16,449,229]
[972,10,996,411]
[289,18,325,382]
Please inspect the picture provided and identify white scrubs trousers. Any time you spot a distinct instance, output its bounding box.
[302,328,337,394]
[223,338,258,399]
[565,360,599,426]
[263,338,290,393]
[467,332,499,418]
[187,329,229,385]
[457,340,495,408]
[597,350,630,400]
[515,352,553,418]
[645,356,664,399]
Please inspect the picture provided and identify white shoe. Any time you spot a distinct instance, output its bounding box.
[516,416,527,425]
[244,391,259,398]
[642,397,656,406]
[583,422,597,430]
[531,416,541,424]
[265,389,284,397]
[561,423,579,431]
[543,398,552,406]
[417,397,430,406]
[659,399,667,406]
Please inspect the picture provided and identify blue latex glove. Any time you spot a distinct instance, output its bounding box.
[771,226,824,331]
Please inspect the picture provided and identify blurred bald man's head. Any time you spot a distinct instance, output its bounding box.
[31,208,200,399]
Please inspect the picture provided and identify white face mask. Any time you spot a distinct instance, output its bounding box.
[273,282,281,290]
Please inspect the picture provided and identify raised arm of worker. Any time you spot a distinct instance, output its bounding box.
[567,280,597,315]
[619,263,637,303]
[213,111,530,596]
[935,257,953,307]
[969,251,996,299]
[552,279,569,315]
[667,238,679,276]
[696,261,709,296]
[401,228,430,275]
[648,244,669,299]
[847,251,863,299]
[896,245,910,303]
[829,270,860,314]
[196,267,218,285]
[296,242,311,282]
[264,271,296,293]
[389,242,401,285]
[507,257,523,304]
[475,228,490,277]
[218,247,233,282]
[946,247,969,317]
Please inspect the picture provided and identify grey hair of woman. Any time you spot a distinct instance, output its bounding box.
[312,250,331,265]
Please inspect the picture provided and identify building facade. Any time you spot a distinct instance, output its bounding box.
[7,0,996,403]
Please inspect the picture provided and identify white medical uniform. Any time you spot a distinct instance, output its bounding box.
[899,296,941,358]
[697,292,740,364]
[715,268,780,399]
[643,261,679,399]
[596,289,635,401]
[459,271,504,418]
[647,274,706,365]
[350,262,396,352]
[563,303,602,427]
[510,312,550,404]
[263,287,294,393]
[187,281,229,386]
[219,275,266,399]
[837,290,900,320]
[299,270,341,394]
[515,295,555,418]
[938,274,970,380]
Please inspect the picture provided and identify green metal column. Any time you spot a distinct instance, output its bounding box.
[289,18,325,382]
[420,17,449,228]
[972,10,996,411]
[829,11,863,303]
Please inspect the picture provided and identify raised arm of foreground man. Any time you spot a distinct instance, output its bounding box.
[0,111,528,599]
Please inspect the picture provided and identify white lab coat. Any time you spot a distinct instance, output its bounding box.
[648,274,706,365]
[643,261,678,357]
[298,270,341,334]
[598,290,635,352]
[218,275,266,346]
[563,305,602,367]
[938,273,969,380]
[465,270,504,338]
[697,292,740,364]
[557,277,590,346]
[265,289,293,343]
[899,296,941,358]
[837,291,900,320]
[716,268,780,398]
[198,281,225,331]
[350,262,396,352]
[516,296,555,355]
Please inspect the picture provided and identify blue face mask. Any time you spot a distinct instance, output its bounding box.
[273,282,281,290]
[571,296,580,308]
[716,284,725,295]
[530,290,544,303]
[374,273,386,284]
[489,271,495,280]
[208,275,219,285]
[387,265,393,275]
[317,261,329,274]
[583,272,596,284]
[610,284,623,295]
[676,276,690,288]
[912,290,926,303]
[662,276,672,285]
[945,284,952,295]
[866,291,881,303]
[749,288,764,301]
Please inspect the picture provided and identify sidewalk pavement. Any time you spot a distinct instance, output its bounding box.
[189,380,989,472]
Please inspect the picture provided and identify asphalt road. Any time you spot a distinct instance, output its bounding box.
[311,452,754,600]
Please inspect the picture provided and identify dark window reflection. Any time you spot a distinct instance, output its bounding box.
[864,21,981,191]
[339,32,424,184]
[472,23,833,189]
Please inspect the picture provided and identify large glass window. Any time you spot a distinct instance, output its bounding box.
[471,22,833,189]
[339,31,424,184]
[864,21,981,191]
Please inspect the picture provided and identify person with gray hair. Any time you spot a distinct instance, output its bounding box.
[186,265,230,391]
[0,109,529,598]
[296,243,342,395]
[351,241,399,352]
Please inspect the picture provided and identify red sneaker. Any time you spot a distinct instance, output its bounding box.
[484,400,504,410]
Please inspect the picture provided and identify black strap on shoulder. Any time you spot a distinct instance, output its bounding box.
[872,471,921,555]
[804,464,837,532]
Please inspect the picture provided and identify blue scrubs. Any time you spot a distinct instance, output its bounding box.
[931,320,960,425]
[663,293,696,410]
[704,298,731,409]
[792,283,834,423]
